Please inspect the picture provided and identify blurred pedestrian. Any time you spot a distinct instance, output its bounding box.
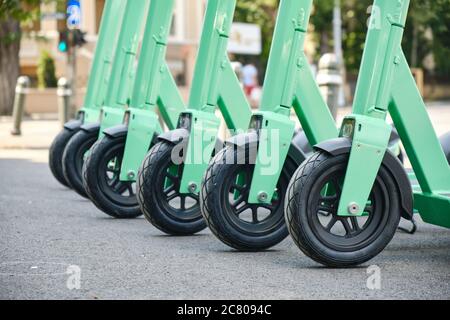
[242,63,259,97]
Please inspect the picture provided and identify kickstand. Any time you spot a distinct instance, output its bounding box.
[398,217,417,235]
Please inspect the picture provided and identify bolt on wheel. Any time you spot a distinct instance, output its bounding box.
[83,134,142,219]
[137,141,205,235]
[285,152,401,267]
[200,144,297,251]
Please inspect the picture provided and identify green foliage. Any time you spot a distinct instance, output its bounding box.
[37,50,57,88]
[234,0,279,73]
[0,0,64,44]
[234,0,450,79]
[419,0,450,77]
[311,0,450,78]
[311,0,371,73]
[0,0,41,23]
[310,0,334,57]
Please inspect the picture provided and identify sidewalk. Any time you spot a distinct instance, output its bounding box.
[0,118,60,163]
[1,102,449,163]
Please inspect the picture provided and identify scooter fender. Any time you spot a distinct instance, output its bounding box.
[80,122,101,134]
[314,137,414,221]
[64,119,83,132]
[102,124,129,139]
[158,128,223,156]
[225,131,259,150]
[226,130,311,167]
[158,128,190,145]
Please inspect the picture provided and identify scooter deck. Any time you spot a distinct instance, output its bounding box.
[406,168,450,227]
[415,192,450,228]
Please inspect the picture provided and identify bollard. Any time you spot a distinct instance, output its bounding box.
[317,53,343,119]
[10,76,30,136]
[57,77,73,127]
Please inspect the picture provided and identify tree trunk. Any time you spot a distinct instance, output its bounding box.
[0,19,21,115]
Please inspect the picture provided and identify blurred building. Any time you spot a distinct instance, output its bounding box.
[18,0,319,110]
[19,0,205,91]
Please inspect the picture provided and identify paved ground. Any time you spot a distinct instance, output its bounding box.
[0,155,449,300]
[0,105,449,300]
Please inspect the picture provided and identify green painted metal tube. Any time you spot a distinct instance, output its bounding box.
[98,0,150,133]
[178,0,252,193]
[259,0,311,113]
[128,0,184,128]
[351,0,409,118]
[217,58,253,131]
[247,0,338,204]
[292,52,339,145]
[80,0,126,123]
[335,0,449,226]
[187,0,239,111]
[103,0,150,109]
[390,51,450,194]
[156,64,185,130]
[336,0,411,216]
[119,0,186,181]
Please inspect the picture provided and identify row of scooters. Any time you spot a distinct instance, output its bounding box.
[50,0,450,268]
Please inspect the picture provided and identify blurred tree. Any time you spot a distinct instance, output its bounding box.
[419,0,450,78]
[234,0,279,80]
[311,0,450,77]
[0,0,62,115]
[310,0,334,57]
[37,50,57,88]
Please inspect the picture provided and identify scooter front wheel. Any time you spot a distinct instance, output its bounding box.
[62,129,99,198]
[200,143,297,251]
[137,141,205,235]
[49,128,80,188]
[83,134,142,219]
[285,152,401,267]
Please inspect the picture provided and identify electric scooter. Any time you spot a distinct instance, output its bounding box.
[200,0,340,250]
[49,0,125,188]
[139,0,403,240]
[285,0,450,267]
[82,0,186,219]
[136,0,256,235]
[61,0,150,198]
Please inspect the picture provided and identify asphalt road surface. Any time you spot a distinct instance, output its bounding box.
[1,154,449,300]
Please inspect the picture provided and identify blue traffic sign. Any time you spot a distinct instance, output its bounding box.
[67,0,81,29]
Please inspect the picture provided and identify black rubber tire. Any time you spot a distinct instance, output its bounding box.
[285,152,401,267]
[83,134,142,219]
[137,141,205,235]
[62,129,98,198]
[200,144,297,251]
[49,128,80,188]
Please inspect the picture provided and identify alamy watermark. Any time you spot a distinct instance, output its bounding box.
[66,265,81,290]
[0,261,81,291]
[366,265,382,290]
[169,128,282,175]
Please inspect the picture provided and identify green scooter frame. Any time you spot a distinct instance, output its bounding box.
[200,0,342,251]
[49,0,125,188]
[136,0,254,235]
[285,0,450,267]
[82,0,186,219]
[61,0,150,198]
